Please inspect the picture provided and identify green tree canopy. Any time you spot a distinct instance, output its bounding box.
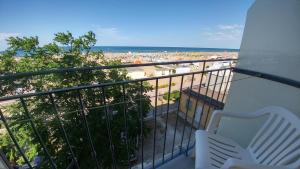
[0,31,152,169]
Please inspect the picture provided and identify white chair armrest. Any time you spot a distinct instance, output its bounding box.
[221,158,290,169]
[206,110,268,133]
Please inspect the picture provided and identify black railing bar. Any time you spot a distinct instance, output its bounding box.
[152,142,195,169]
[221,70,233,103]
[65,160,76,169]
[198,70,213,129]
[0,67,231,102]
[101,86,117,169]
[185,61,206,155]
[233,67,300,89]
[162,76,172,163]
[77,91,100,169]
[0,58,237,80]
[139,81,144,169]
[204,70,220,127]
[180,73,195,153]
[0,109,33,169]
[152,78,159,169]
[216,70,227,101]
[1,76,254,125]
[19,98,57,169]
[122,84,131,169]
[49,94,80,169]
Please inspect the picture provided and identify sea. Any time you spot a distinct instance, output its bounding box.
[89,46,238,53]
[0,46,239,56]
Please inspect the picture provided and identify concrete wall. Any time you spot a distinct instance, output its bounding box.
[218,0,300,147]
[179,92,213,128]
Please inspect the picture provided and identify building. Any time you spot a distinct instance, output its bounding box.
[154,68,171,76]
[127,67,146,79]
[175,66,191,74]
[179,86,225,128]
[206,61,232,93]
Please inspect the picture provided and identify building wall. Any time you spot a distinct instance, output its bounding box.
[155,70,171,76]
[219,0,300,148]
[176,67,191,74]
[179,93,215,128]
[128,71,145,79]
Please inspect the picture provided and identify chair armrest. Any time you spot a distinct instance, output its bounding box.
[206,110,267,133]
[221,158,290,169]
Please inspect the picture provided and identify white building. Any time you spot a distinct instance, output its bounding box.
[155,68,171,76]
[219,0,300,147]
[206,62,232,93]
[175,66,191,74]
[127,67,145,79]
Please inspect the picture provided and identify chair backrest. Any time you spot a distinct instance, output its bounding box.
[247,106,300,168]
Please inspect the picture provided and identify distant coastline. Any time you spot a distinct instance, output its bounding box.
[89,46,239,53]
[0,46,239,55]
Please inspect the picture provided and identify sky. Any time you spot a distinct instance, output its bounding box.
[0,0,255,50]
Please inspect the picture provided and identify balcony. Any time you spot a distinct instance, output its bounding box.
[2,0,300,168]
[0,58,236,168]
[1,57,300,169]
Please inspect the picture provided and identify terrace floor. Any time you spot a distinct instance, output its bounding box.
[157,154,194,169]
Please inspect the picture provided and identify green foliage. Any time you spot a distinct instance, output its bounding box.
[7,36,39,56]
[163,90,180,101]
[157,82,176,89]
[0,31,151,169]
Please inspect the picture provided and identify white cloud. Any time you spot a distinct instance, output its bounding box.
[218,24,243,30]
[202,24,244,41]
[0,32,20,50]
[93,26,129,44]
[0,32,20,41]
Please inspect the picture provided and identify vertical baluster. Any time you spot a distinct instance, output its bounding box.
[20,98,57,169]
[139,81,144,169]
[162,77,172,163]
[204,70,220,127]
[221,70,232,103]
[171,75,184,158]
[49,94,80,169]
[180,73,195,153]
[122,84,131,169]
[101,86,117,169]
[216,70,227,102]
[152,78,158,169]
[77,91,100,169]
[185,61,206,155]
[0,108,33,169]
[198,70,212,129]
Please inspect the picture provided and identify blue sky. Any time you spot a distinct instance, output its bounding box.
[0,0,254,50]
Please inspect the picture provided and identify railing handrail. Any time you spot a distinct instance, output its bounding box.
[233,67,300,89]
[0,58,237,80]
[0,67,231,102]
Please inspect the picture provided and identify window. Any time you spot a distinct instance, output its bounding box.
[186,100,193,111]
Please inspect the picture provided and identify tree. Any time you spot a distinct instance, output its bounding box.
[81,31,96,57]
[163,90,180,101]
[53,31,74,52]
[0,31,152,169]
[7,36,39,56]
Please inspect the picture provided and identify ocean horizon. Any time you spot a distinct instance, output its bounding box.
[89,46,239,53]
[0,46,239,56]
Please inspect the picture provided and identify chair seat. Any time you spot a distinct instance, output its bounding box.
[195,130,253,169]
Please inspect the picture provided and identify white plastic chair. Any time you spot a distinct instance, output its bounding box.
[195,106,300,169]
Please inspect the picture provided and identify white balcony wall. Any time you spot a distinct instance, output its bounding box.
[218,0,300,147]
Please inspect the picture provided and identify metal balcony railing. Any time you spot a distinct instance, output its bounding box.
[0,59,237,169]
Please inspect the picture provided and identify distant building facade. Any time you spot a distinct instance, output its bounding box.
[206,61,232,93]
[179,87,225,128]
[127,67,146,79]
